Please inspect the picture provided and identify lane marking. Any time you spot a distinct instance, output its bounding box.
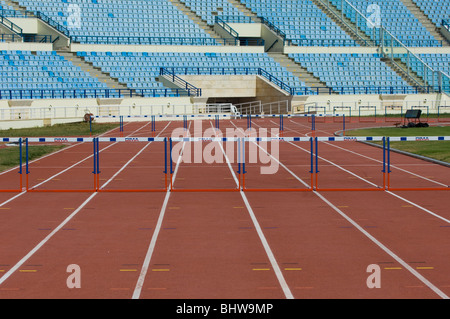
[0,123,151,208]
[288,119,448,187]
[284,268,302,271]
[276,121,450,224]
[216,121,294,300]
[132,122,191,300]
[0,121,172,288]
[239,120,449,299]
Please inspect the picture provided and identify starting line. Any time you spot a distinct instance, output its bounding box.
[1,136,449,193]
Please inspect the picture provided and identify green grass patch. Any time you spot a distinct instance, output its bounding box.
[0,122,119,137]
[347,125,450,163]
[0,145,66,172]
[347,125,450,137]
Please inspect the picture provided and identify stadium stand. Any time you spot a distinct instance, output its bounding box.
[412,0,450,28]
[82,51,308,97]
[1,0,450,103]
[181,0,246,26]
[240,0,358,46]
[0,50,118,99]
[334,0,441,46]
[289,53,414,94]
[15,0,214,43]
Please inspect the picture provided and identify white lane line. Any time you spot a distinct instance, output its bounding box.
[132,122,191,300]
[222,121,294,299]
[0,121,128,176]
[315,191,449,299]
[0,122,151,208]
[231,119,449,299]
[271,120,450,223]
[287,119,448,187]
[0,121,171,287]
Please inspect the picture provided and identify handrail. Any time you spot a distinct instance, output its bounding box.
[0,88,197,100]
[159,68,202,96]
[0,33,21,42]
[72,35,223,46]
[0,9,70,39]
[159,66,294,94]
[215,16,239,38]
[316,0,449,93]
[258,16,289,45]
[315,0,372,46]
[0,11,23,35]
[34,11,70,38]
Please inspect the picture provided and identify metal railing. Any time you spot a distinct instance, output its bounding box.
[0,8,70,38]
[215,16,239,38]
[443,19,450,31]
[0,12,22,35]
[0,88,199,100]
[160,68,202,97]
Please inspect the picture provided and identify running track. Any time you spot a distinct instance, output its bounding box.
[0,117,449,299]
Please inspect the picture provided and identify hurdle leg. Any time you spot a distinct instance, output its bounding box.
[93,137,97,191]
[25,138,29,191]
[19,138,23,191]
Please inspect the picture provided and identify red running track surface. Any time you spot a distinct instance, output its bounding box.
[0,118,449,299]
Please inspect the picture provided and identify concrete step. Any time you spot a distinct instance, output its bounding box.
[399,0,449,46]
[58,51,133,92]
[169,0,223,39]
[268,52,331,90]
[310,0,374,46]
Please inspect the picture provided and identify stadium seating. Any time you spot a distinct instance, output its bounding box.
[335,0,440,46]
[240,0,358,46]
[399,53,450,89]
[412,0,450,28]
[289,53,414,94]
[181,0,246,25]
[0,50,117,99]
[82,51,308,97]
[15,0,213,43]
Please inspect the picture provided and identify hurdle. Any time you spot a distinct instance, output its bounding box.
[96,137,169,193]
[333,106,352,123]
[307,106,326,123]
[23,137,97,193]
[314,136,387,192]
[241,137,315,192]
[438,105,450,123]
[358,105,377,123]
[0,138,24,193]
[168,137,241,192]
[20,137,169,193]
[2,134,448,193]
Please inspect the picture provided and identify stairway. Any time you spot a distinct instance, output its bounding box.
[381,56,427,92]
[310,0,375,46]
[268,52,332,93]
[1,0,29,13]
[399,0,449,46]
[57,51,135,93]
[169,0,223,40]
[226,0,259,22]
